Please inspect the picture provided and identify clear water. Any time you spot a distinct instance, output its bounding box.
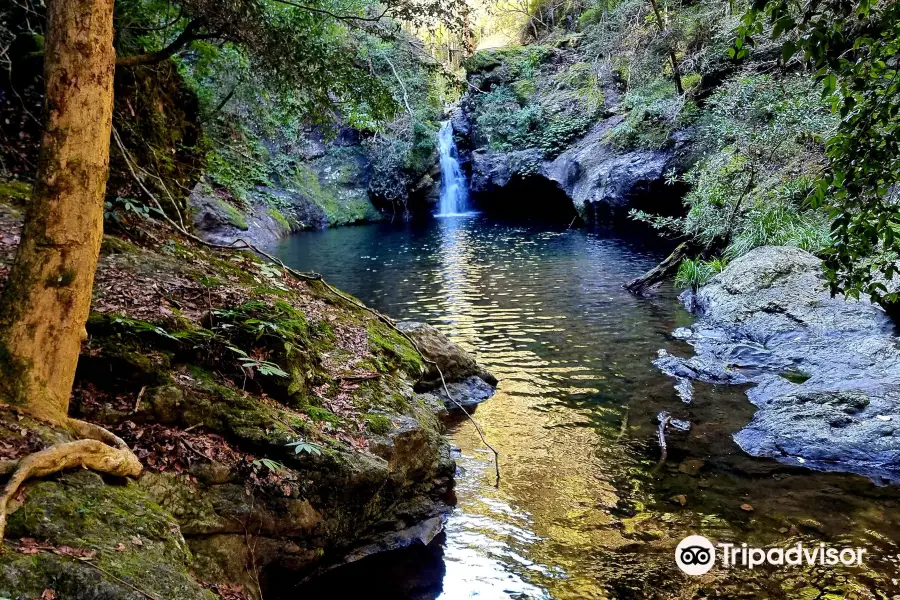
[270,215,900,599]
[437,122,470,216]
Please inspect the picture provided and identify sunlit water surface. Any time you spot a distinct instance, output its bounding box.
[271,215,900,600]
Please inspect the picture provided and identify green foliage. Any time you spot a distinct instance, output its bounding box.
[466,45,602,157]
[253,457,288,472]
[734,0,900,306]
[463,46,552,77]
[286,440,324,455]
[103,196,165,225]
[228,346,290,378]
[633,74,835,263]
[204,122,272,204]
[725,202,832,259]
[608,79,696,149]
[675,257,727,290]
[472,86,544,151]
[536,114,595,157]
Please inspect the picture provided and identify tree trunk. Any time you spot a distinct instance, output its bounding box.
[624,241,693,295]
[0,0,116,425]
[646,0,684,95]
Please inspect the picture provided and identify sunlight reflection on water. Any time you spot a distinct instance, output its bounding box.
[273,215,900,600]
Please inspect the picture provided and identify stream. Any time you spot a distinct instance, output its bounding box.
[271,215,900,599]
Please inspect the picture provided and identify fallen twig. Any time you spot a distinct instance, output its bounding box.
[617,408,629,441]
[133,386,146,413]
[653,413,671,474]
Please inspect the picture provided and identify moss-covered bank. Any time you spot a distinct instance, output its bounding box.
[0,190,457,599]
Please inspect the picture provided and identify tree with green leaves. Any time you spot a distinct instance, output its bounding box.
[733,0,900,317]
[0,0,467,540]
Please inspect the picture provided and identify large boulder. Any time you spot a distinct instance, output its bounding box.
[397,322,498,411]
[655,246,900,483]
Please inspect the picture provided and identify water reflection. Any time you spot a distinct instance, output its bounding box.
[273,216,900,599]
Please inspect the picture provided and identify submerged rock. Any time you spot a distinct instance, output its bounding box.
[656,246,900,483]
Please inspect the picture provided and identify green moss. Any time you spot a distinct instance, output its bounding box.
[100,235,141,256]
[216,199,249,230]
[779,370,811,384]
[45,268,76,288]
[463,45,552,76]
[0,179,32,206]
[1,471,212,599]
[364,413,392,434]
[366,321,423,378]
[306,406,340,423]
[289,162,380,227]
[269,207,291,231]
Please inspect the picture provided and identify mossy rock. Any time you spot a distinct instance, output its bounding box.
[215,199,249,230]
[1,471,213,600]
[463,46,552,76]
[0,179,32,207]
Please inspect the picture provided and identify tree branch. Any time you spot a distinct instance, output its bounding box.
[272,0,392,22]
[116,19,208,67]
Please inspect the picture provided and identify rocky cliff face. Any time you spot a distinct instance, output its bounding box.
[655,246,900,483]
[454,44,694,223]
[189,127,385,247]
[0,197,494,599]
[464,113,691,221]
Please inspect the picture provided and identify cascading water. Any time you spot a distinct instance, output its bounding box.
[437,120,470,216]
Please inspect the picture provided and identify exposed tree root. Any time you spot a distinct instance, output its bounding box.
[0,418,142,541]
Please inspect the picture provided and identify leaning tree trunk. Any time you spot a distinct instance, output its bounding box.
[624,241,693,295]
[0,0,116,425]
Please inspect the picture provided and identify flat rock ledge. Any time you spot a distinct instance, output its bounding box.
[655,246,900,483]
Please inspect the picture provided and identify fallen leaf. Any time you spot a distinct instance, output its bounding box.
[114,543,127,552]
[131,536,143,546]
[740,503,754,512]
[41,589,58,600]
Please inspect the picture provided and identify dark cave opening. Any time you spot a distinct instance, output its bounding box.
[470,172,689,230]
[584,177,691,224]
[471,175,580,224]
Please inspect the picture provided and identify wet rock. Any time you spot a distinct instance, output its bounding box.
[657,246,900,483]
[190,185,301,247]
[545,117,676,218]
[467,116,692,222]
[449,106,471,138]
[396,322,498,410]
[190,127,385,246]
[678,459,705,476]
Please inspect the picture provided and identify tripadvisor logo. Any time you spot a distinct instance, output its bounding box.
[676,536,716,575]
[675,535,867,575]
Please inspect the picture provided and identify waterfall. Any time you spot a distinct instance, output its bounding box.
[437,121,470,216]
